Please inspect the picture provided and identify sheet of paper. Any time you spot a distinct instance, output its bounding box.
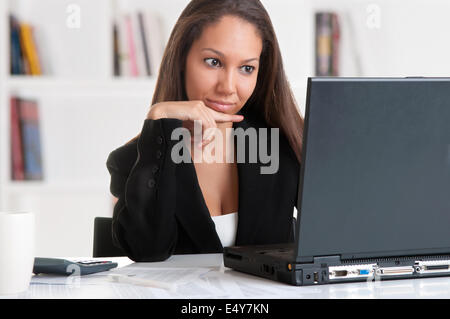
[109,266,210,284]
[13,283,118,299]
[25,260,322,298]
[222,271,323,298]
[108,267,222,298]
[199,272,246,298]
[30,271,113,286]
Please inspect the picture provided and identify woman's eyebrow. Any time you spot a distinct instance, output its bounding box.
[201,48,259,63]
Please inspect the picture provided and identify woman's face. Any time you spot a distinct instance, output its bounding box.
[184,15,263,116]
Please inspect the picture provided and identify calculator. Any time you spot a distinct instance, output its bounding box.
[33,257,118,276]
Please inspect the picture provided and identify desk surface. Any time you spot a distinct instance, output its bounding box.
[2,253,450,299]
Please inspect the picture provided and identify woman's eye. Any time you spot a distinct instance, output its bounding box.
[204,58,254,74]
[241,65,255,74]
[204,58,221,67]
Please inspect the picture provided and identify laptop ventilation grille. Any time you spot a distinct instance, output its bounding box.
[342,254,450,264]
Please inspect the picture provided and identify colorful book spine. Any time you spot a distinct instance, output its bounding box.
[125,15,139,76]
[113,22,120,76]
[10,97,25,180]
[18,99,44,180]
[114,10,165,77]
[315,13,332,76]
[315,12,340,76]
[132,12,147,77]
[9,15,24,75]
[331,13,340,76]
[19,23,42,75]
[117,15,130,76]
[137,11,152,76]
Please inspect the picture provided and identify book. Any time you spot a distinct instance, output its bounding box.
[331,13,340,76]
[9,15,24,75]
[117,14,130,76]
[10,97,25,180]
[137,11,152,76]
[315,12,340,76]
[315,13,332,76]
[114,10,165,77]
[125,14,139,76]
[19,23,42,75]
[30,22,50,75]
[132,12,147,77]
[18,99,44,180]
[142,10,165,77]
[113,23,120,76]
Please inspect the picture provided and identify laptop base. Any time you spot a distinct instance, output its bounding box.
[224,244,450,286]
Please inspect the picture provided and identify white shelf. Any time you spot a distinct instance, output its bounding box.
[3,181,109,194]
[6,76,158,95]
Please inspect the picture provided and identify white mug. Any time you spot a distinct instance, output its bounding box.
[0,211,35,295]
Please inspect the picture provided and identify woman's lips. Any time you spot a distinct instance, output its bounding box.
[205,99,235,113]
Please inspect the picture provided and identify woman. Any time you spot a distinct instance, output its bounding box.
[107,0,304,262]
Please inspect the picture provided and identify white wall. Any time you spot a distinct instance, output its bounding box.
[344,0,450,77]
[3,0,450,257]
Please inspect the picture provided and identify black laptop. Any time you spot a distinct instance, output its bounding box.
[224,77,450,286]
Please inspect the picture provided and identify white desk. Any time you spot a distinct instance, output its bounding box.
[2,253,450,299]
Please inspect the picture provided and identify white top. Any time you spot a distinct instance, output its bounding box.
[211,212,238,247]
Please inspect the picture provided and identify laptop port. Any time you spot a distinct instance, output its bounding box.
[425,265,449,271]
[415,260,450,274]
[333,270,348,277]
[359,269,370,275]
[329,264,376,280]
[375,266,414,276]
[314,272,319,283]
[262,264,274,275]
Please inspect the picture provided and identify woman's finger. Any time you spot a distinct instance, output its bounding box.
[207,109,244,123]
[197,107,217,142]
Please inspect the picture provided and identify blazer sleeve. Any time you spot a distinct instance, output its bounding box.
[106,118,183,262]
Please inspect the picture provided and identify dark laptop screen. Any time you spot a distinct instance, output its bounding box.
[296,78,450,261]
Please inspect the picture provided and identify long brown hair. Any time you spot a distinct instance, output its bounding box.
[145,0,304,163]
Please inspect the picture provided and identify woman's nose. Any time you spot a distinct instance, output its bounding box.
[217,69,236,95]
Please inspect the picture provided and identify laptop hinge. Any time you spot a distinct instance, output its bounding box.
[295,256,314,263]
[313,255,342,266]
[294,255,341,265]
[291,255,342,273]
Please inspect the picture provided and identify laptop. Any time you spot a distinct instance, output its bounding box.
[223,77,450,286]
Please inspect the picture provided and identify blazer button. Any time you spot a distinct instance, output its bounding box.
[156,150,162,159]
[156,135,163,145]
[152,165,159,174]
[147,179,156,188]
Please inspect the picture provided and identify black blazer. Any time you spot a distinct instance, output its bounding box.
[107,113,300,262]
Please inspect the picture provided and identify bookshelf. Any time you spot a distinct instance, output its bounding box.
[0,0,168,257]
[0,0,315,257]
[2,0,450,257]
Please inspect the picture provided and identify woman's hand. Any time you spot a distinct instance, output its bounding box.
[147,101,244,148]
